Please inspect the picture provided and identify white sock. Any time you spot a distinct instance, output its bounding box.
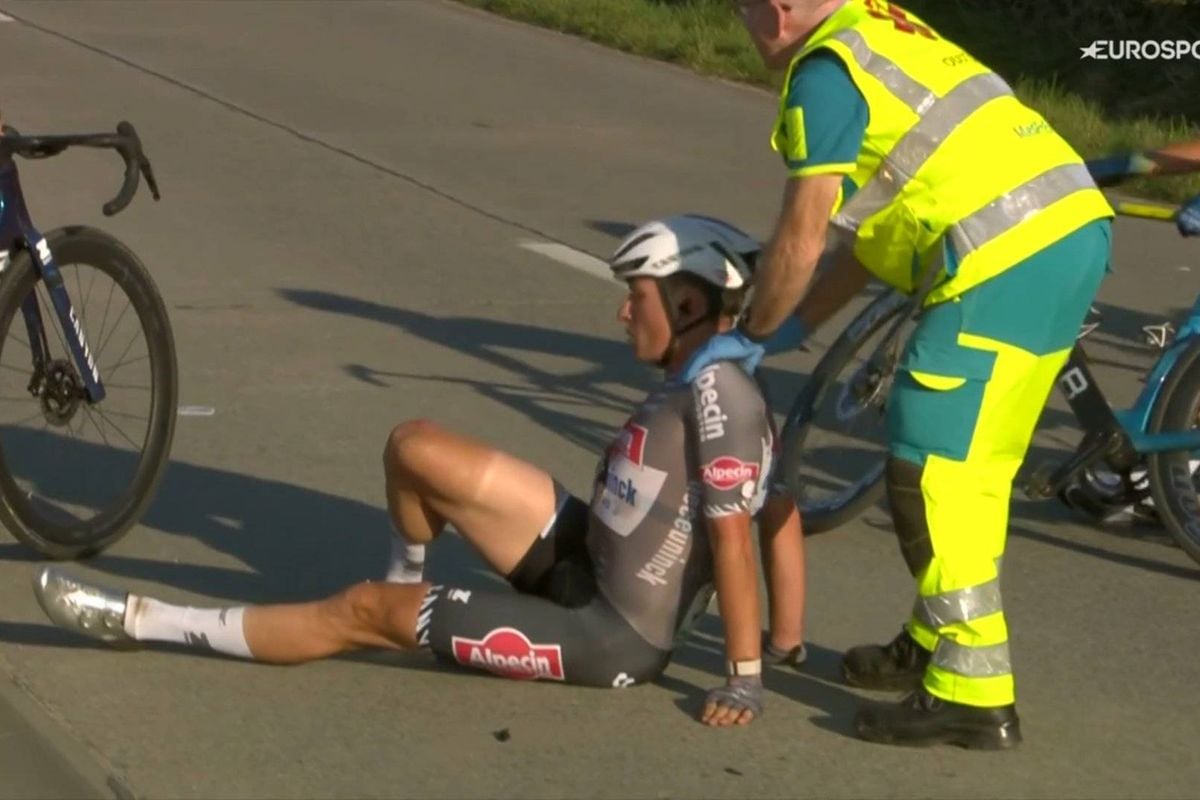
[124,595,253,659]
[385,534,426,584]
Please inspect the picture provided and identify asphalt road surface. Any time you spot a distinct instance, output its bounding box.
[0,2,1197,798]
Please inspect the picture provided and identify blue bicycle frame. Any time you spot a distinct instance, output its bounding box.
[0,151,106,403]
[1115,292,1200,453]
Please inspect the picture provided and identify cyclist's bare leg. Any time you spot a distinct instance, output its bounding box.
[383,419,559,576]
[759,494,806,655]
[241,580,429,664]
[37,568,434,664]
[46,422,562,660]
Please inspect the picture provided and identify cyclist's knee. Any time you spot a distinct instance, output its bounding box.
[383,419,441,476]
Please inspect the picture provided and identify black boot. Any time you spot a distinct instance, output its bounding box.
[842,628,930,691]
[854,687,1022,750]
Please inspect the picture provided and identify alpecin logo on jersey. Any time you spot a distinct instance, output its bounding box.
[451,628,565,681]
[701,457,759,491]
[609,421,648,466]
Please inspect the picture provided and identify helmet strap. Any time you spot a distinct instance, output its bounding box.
[654,279,716,369]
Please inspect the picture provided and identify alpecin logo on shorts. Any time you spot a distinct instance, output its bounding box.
[451,627,566,681]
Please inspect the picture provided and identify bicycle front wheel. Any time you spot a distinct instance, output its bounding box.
[0,225,177,558]
[778,289,911,534]
[1147,339,1200,565]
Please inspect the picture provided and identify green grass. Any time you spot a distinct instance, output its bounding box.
[457,0,1200,203]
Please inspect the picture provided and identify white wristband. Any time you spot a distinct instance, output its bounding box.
[726,658,762,677]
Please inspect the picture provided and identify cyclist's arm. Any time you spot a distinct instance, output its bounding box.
[707,511,760,669]
[689,365,775,725]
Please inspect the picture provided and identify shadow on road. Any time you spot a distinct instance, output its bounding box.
[0,429,510,605]
[275,287,809,456]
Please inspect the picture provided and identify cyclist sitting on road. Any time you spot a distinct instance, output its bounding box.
[680,0,1116,748]
[1088,137,1200,237]
[32,214,806,728]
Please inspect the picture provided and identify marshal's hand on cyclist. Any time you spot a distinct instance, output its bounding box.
[678,329,765,383]
[1179,194,1200,238]
[677,317,809,383]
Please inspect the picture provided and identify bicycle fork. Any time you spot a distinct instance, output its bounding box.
[20,237,107,404]
[2,161,106,405]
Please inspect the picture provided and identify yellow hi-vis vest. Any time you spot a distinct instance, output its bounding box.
[773,0,1113,304]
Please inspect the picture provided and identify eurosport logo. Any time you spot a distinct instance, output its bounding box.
[1080,40,1200,60]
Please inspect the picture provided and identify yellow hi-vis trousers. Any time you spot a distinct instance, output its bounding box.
[884,219,1110,707]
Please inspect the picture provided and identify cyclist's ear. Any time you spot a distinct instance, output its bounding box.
[676,291,701,321]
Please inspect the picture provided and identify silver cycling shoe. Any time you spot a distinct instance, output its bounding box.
[33,567,137,648]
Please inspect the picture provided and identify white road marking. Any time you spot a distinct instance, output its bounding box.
[178,405,216,417]
[0,13,13,22]
[518,240,618,285]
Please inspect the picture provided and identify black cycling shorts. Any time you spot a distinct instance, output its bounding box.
[419,483,671,688]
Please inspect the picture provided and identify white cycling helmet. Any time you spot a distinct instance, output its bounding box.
[610,214,761,366]
[609,214,760,290]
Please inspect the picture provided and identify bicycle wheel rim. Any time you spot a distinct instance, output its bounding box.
[0,235,172,549]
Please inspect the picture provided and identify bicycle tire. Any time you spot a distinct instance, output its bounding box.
[779,289,909,534]
[0,225,177,558]
[1146,338,1200,565]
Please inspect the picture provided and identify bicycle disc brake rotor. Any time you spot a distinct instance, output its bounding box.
[36,359,85,427]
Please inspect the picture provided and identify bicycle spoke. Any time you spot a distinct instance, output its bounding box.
[103,329,146,383]
[92,406,148,423]
[102,381,150,391]
[0,362,34,374]
[83,266,98,315]
[96,301,132,364]
[96,279,117,359]
[6,409,47,427]
[92,407,141,449]
[82,405,111,447]
[106,352,149,373]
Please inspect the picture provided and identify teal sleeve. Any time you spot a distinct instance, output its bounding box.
[778,53,868,181]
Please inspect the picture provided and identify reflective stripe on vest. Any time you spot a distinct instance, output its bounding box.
[832,71,1012,230]
[949,162,1095,259]
[828,37,1096,265]
[913,578,1004,630]
[832,28,936,116]
[932,638,1012,678]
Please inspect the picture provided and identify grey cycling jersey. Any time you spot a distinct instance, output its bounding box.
[586,361,776,651]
